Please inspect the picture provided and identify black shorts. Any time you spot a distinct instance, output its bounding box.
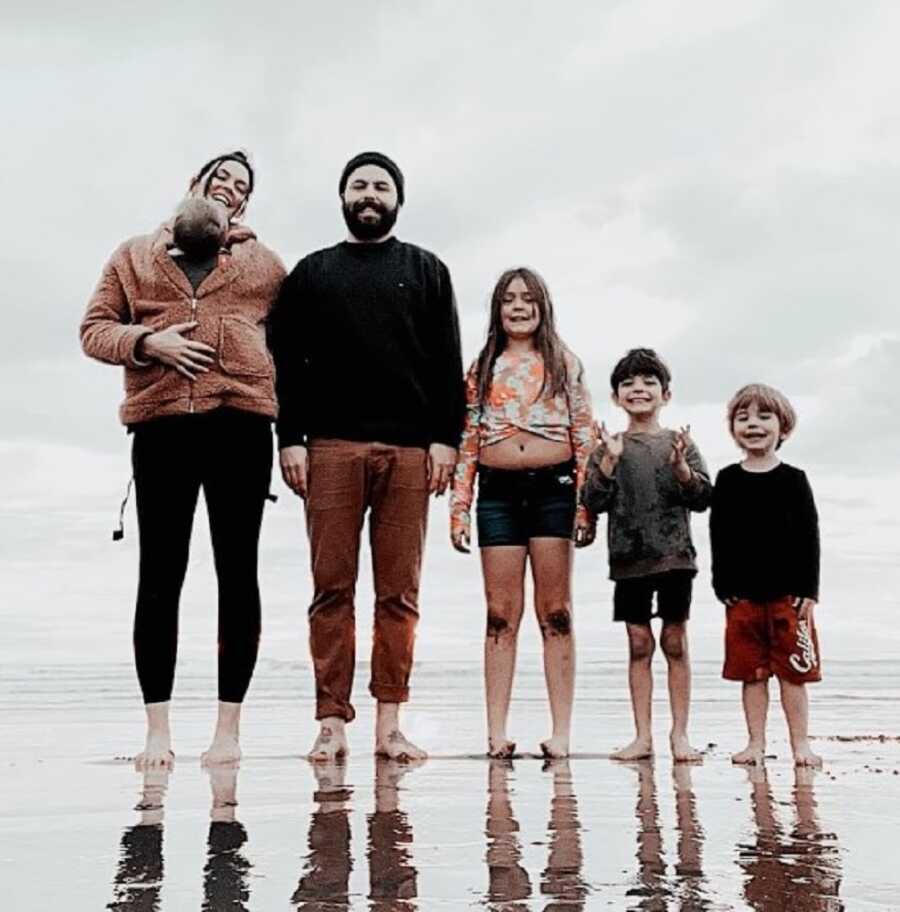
[476,460,576,548]
[613,570,695,624]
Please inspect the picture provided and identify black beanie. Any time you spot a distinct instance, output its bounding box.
[338,151,405,206]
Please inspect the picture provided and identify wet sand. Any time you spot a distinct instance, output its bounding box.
[2,664,899,911]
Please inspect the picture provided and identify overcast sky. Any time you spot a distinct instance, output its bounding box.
[2,1,898,611]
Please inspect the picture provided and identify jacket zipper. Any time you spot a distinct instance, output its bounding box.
[189,297,197,413]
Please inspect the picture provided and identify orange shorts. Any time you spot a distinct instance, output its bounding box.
[723,597,822,685]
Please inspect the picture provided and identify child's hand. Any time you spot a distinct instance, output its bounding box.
[670,425,693,484]
[574,518,597,548]
[451,527,471,554]
[792,596,816,621]
[598,422,623,477]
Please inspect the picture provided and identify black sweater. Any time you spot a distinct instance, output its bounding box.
[709,462,820,602]
[270,238,465,449]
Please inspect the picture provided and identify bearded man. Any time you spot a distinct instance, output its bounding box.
[271,151,465,761]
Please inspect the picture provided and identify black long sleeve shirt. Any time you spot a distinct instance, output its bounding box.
[270,237,465,449]
[709,462,820,603]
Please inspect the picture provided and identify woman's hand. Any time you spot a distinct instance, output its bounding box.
[141,322,215,380]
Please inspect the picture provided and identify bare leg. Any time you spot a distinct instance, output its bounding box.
[660,623,702,762]
[611,625,655,760]
[135,701,174,769]
[732,679,769,765]
[779,679,822,767]
[202,701,242,766]
[308,716,349,762]
[374,702,427,761]
[530,538,575,758]
[481,546,527,757]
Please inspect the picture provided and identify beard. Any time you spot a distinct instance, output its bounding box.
[341,198,398,241]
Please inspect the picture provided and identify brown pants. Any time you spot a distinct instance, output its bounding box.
[306,439,429,722]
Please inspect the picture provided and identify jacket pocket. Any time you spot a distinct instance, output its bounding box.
[124,363,163,392]
[218,316,272,378]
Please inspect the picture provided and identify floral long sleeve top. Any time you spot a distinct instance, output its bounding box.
[450,348,596,539]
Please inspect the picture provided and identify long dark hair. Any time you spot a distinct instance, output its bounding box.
[474,267,570,407]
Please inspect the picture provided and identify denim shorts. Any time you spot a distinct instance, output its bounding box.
[475,459,577,547]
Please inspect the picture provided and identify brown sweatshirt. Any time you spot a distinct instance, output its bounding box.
[81,221,285,425]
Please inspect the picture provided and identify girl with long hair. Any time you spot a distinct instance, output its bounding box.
[450,267,596,758]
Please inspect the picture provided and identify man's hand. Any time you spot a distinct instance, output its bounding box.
[792,596,817,621]
[451,527,471,554]
[574,519,596,548]
[598,421,623,478]
[670,425,693,484]
[427,443,457,496]
[280,445,308,498]
[141,322,215,380]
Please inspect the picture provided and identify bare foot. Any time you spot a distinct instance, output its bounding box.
[135,731,174,769]
[793,744,822,768]
[201,733,241,766]
[610,736,653,761]
[539,735,570,759]
[487,738,517,759]
[731,742,766,765]
[375,729,428,762]
[307,720,348,763]
[670,733,703,763]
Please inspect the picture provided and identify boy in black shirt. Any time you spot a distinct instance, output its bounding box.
[710,383,822,767]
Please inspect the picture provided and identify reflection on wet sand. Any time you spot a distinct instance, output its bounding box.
[485,759,531,908]
[368,758,422,911]
[484,758,589,910]
[202,763,251,912]
[541,760,589,909]
[292,761,354,910]
[624,761,711,911]
[292,758,423,912]
[106,768,168,912]
[738,766,844,912]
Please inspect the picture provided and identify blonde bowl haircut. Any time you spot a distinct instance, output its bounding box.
[727,383,798,448]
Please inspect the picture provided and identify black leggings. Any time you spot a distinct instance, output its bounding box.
[131,408,272,704]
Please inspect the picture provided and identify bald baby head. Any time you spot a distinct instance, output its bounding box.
[173,197,227,261]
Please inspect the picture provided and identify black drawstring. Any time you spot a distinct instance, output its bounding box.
[113,476,134,541]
